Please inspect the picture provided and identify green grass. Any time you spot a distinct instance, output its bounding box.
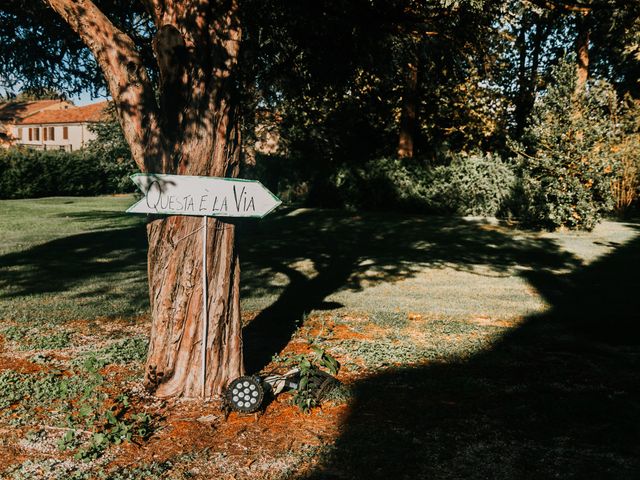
[1,196,637,327]
[0,195,148,323]
[1,196,639,479]
[0,196,142,255]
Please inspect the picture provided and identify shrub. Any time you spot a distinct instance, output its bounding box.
[514,153,614,231]
[328,153,516,216]
[331,156,431,211]
[0,146,136,199]
[424,152,516,216]
[513,56,619,230]
[0,148,107,198]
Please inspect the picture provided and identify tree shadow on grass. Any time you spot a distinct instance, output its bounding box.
[240,209,582,373]
[0,224,149,318]
[299,224,640,480]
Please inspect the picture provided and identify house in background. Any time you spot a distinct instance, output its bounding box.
[11,101,109,152]
[0,99,72,147]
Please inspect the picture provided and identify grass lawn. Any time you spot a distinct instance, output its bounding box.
[0,195,639,479]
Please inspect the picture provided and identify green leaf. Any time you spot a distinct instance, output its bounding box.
[299,375,308,391]
[78,404,93,417]
[105,410,117,425]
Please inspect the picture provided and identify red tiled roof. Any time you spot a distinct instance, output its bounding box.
[18,101,110,125]
[0,100,70,123]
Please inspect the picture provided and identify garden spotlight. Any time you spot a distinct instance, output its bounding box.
[225,375,265,413]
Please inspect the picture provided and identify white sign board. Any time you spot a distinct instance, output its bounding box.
[126,173,281,218]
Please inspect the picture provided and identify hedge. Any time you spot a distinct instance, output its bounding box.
[0,148,135,199]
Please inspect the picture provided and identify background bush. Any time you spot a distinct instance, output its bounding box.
[252,152,516,218]
[0,106,137,199]
[0,148,134,199]
[512,57,619,230]
[424,153,516,216]
[330,156,430,211]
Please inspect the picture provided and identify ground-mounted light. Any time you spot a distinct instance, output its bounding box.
[225,375,264,413]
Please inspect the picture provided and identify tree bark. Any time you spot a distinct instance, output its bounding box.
[145,105,244,398]
[513,15,530,138]
[397,60,419,158]
[46,0,245,398]
[145,214,243,398]
[575,12,590,93]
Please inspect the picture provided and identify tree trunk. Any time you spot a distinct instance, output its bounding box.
[575,12,590,93]
[513,16,530,138]
[142,2,244,398]
[145,214,243,398]
[397,60,419,158]
[143,46,244,398]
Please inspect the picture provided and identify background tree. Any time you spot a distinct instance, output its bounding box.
[2,88,68,101]
[86,103,138,193]
[514,57,619,229]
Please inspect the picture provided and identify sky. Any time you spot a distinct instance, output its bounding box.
[72,91,110,106]
[0,83,109,107]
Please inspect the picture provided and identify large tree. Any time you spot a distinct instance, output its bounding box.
[6,0,244,398]
[0,0,497,399]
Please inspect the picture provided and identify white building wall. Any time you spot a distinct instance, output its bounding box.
[12,123,97,151]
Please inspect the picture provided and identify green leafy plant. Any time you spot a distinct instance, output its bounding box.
[56,429,80,451]
[2,325,71,350]
[0,351,154,462]
[29,331,72,350]
[73,337,148,369]
[65,393,154,462]
[1,325,26,342]
[0,370,96,414]
[425,152,516,216]
[278,343,340,413]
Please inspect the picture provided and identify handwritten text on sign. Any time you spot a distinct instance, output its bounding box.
[126,174,282,218]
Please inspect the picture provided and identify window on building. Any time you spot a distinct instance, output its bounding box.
[63,126,68,140]
[34,128,40,141]
[17,128,22,140]
[44,127,48,141]
[28,128,32,141]
[49,127,55,141]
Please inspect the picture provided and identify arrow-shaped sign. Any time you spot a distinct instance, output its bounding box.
[126,173,281,218]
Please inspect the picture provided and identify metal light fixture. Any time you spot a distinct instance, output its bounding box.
[224,368,338,413]
[225,376,265,413]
